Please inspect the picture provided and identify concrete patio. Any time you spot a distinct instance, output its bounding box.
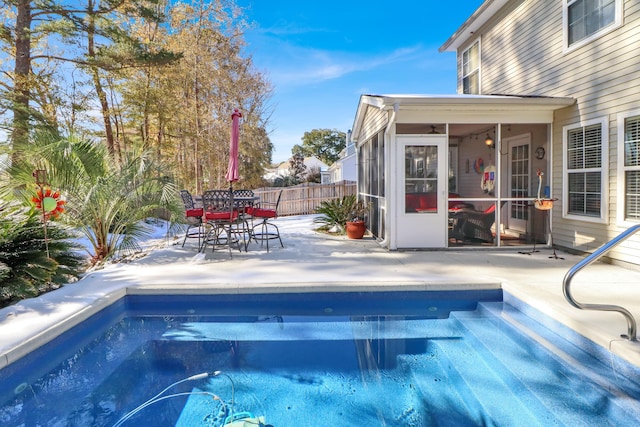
[1,214,640,370]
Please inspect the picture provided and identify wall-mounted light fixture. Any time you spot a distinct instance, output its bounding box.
[485,134,494,149]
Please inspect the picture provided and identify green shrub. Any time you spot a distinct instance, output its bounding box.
[0,203,85,307]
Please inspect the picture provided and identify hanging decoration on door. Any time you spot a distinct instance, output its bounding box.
[481,164,496,195]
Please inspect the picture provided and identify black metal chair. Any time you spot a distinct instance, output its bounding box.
[232,189,255,199]
[179,190,205,248]
[247,190,284,252]
[201,190,245,257]
[232,189,257,244]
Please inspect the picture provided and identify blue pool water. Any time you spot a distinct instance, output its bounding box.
[1,290,640,426]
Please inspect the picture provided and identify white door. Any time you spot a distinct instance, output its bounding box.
[506,134,531,233]
[396,135,448,248]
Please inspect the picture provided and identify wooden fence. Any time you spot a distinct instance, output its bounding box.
[252,181,356,216]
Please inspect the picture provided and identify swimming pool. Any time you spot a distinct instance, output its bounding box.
[1,290,640,426]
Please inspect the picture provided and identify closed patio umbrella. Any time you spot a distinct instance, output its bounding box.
[225,108,242,190]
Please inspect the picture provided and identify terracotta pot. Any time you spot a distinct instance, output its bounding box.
[346,220,366,239]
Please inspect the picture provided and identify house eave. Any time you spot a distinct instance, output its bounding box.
[439,0,510,52]
[366,93,576,109]
[352,93,576,140]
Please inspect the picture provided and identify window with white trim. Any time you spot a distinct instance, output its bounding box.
[622,115,640,221]
[564,121,605,219]
[461,40,479,94]
[564,0,621,49]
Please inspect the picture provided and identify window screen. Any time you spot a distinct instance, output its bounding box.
[624,116,640,220]
[568,0,616,45]
[462,41,479,94]
[567,124,602,217]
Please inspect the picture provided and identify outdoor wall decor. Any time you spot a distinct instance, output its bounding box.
[473,158,484,174]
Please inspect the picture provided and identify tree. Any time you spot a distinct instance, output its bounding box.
[289,153,306,185]
[1,0,273,194]
[297,128,346,165]
[305,166,321,183]
[1,0,179,156]
[118,0,273,192]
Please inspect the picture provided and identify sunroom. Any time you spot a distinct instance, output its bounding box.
[351,94,575,250]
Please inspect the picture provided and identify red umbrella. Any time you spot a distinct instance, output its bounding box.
[225,108,242,185]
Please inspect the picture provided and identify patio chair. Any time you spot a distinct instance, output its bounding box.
[232,189,255,199]
[450,201,506,244]
[179,190,205,248]
[232,189,256,225]
[247,189,284,252]
[201,190,245,256]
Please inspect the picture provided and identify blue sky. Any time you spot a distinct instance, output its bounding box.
[236,1,485,163]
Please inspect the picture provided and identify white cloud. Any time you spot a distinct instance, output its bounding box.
[252,34,424,88]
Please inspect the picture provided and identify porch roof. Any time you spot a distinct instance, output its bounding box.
[351,93,576,140]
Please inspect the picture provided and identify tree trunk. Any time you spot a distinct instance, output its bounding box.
[106,78,123,162]
[87,10,117,160]
[12,0,33,149]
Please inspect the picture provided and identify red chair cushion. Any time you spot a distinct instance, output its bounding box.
[406,193,463,212]
[185,208,203,217]
[483,204,496,214]
[204,210,239,221]
[250,208,277,219]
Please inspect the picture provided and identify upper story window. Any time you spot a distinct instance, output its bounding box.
[563,118,608,222]
[461,40,479,94]
[564,0,622,51]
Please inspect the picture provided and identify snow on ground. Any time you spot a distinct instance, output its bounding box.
[71,218,181,266]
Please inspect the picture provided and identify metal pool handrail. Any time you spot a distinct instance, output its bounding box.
[563,224,640,341]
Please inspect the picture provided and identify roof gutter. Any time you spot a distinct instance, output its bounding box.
[439,0,509,52]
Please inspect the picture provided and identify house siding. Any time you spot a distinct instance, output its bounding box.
[358,105,388,144]
[463,0,640,263]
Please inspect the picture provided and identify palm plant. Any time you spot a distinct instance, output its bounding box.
[2,131,182,265]
[0,203,85,307]
[314,194,357,233]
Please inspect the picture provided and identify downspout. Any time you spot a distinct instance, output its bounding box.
[378,102,399,249]
[495,123,502,247]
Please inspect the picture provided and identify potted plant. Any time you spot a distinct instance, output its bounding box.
[345,199,370,239]
[314,195,370,239]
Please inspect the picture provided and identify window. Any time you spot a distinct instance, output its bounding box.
[405,145,438,214]
[564,0,621,50]
[461,40,479,94]
[563,119,607,221]
[617,113,640,223]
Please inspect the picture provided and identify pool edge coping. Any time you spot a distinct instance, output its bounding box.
[0,281,502,370]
